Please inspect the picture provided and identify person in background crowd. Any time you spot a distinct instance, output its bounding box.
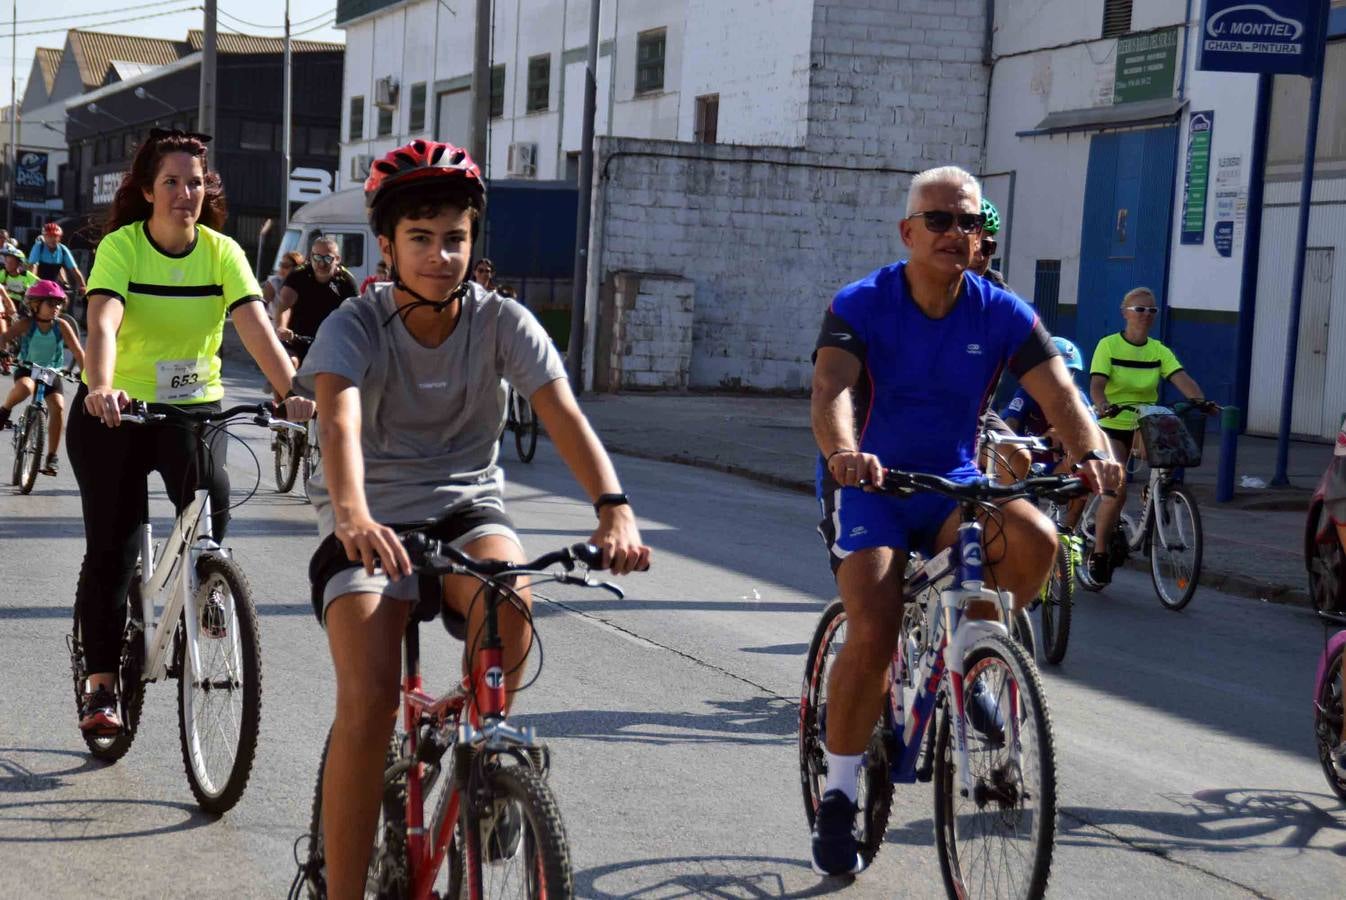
[263,251,305,313]
[359,259,389,295]
[472,257,495,291]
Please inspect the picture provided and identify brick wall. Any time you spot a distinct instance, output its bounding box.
[596,273,696,390]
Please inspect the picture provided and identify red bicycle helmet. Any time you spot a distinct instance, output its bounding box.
[28,279,66,302]
[42,222,62,237]
[364,140,485,235]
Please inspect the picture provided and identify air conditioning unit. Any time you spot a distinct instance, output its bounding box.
[507,142,537,178]
[374,76,400,109]
[350,153,375,181]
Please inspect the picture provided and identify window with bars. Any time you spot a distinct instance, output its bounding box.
[527,55,550,113]
[490,65,506,118]
[694,94,719,143]
[1033,260,1063,333]
[636,28,666,95]
[409,82,427,133]
[1102,0,1132,39]
[349,95,364,141]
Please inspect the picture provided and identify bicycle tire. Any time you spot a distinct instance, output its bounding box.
[9,416,21,486]
[514,394,538,463]
[297,730,413,899]
[18,407,44,494]
[1149,486,1202,611]
[1041,540,1074,665]
[798,599,894,869]
[461,761,572,900]
[1011,607,1036,661]
[1313,638,1346,803]
[934,632,1057,900]
[70,563,147,763]
[177,555,262,813]
[302,429,320,503]
[274,429,301,493]
[1308,502,1345,613]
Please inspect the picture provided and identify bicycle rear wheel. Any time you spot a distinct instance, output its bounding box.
[274,429,300,493]
[1149,486,1202,611]
[70,563,147,763]
[1041,540,1075,665]
[798,599,893,869]
[461,760,571,899]
[513,394,538,463]
[1314,639,1346,803]
[935,632,1057,900]
[302,428,320,503]
[18,407,44,494]
[177,555,262,813]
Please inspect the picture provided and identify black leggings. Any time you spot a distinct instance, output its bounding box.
[67,384,231,674]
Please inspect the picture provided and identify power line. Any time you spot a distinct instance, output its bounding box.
[219,6,331,30]
[291,17,336,38]
[0,6,202,39]
[10,0,195,28]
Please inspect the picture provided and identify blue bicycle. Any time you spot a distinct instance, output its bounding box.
[799,469,1089,898]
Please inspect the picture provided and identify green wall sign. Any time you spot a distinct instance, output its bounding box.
[1180,110,1215,245]
[1114,28,1180,104]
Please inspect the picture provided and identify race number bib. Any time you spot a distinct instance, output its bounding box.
[156,358,210,403]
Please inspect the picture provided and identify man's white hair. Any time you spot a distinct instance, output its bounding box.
[905,166,982,217]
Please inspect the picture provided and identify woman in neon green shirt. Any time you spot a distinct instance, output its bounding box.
[1086,286,1212,586]
[66,129,314,735]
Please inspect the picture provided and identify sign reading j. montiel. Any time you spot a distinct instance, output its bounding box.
[1181,111,1215,246]
[1114,27,1180,104]
[1198,1,1326,76]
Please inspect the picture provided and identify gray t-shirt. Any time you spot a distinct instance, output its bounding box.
[293,282,567,536]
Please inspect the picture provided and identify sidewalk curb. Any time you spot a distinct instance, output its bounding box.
[598,437,1313,610]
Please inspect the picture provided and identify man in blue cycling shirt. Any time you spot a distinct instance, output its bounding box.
[808,165,1123,876]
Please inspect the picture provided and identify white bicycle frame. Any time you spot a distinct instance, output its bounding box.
[1117,404,1191,556]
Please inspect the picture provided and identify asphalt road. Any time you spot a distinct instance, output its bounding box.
[1,374,1342,898]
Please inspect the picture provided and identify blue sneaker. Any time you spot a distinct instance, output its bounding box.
[811,789,863,877]
[965,678,1005,745]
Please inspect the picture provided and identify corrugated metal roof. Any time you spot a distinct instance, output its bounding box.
[67,29,186,89]
[35,47,61,95]
[186,30,343,54]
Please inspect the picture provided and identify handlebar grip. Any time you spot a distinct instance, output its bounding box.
[570,542,604,569]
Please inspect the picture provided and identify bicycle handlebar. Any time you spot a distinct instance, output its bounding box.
[1099,399,1219,419]
[120,400,284,427]
[862,469,1091,504]
[402,532,623,597]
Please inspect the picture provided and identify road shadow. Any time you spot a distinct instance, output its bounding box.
[0,748,103,794]
[0,797,216,842]
[742,643,809,656]
[519,696,797,747]
[0,602,317,621]
[574,854,850,898]
[1062,787,1346,857]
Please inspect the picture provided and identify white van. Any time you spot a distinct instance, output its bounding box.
[272,188,378,285]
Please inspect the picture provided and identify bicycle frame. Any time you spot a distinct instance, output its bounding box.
[890,521,1018,800]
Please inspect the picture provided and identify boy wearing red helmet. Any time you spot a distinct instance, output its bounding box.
[294,139,650,895]
[0,279,85,474]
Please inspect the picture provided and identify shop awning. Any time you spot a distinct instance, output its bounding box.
[1016,98,1187,137]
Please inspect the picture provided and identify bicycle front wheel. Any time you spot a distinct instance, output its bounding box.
[9,419,21,486]
[461,761,572,899]
[1041,540,1075,665]
[302,430,320,503]
[1149,486,1202,611]
[514,394,539,463]
[274,429,300,493]
[177,555,262,813]
[798,599,893,868]
[1314,640,1346,803]
[18,408,44,494]
[935,632,1057,900]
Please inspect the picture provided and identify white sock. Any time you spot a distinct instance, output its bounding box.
[823,751,862,802]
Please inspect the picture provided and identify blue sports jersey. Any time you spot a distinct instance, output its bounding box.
[815,263,1054,489]
[1000,385,1093,436]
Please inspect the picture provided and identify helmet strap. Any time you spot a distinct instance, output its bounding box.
[382,248,471,328]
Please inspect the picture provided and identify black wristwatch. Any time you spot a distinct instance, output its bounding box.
[594,493,630,516]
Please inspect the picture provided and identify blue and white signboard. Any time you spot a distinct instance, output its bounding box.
[1198,1,1327,76]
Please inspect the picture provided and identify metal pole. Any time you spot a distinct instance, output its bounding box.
[199,0,218,137]
[282,0,292,231]
[7,0,16,230]
[1270,9,1328,486]
[469,0,492,169]
[565,0,600,391]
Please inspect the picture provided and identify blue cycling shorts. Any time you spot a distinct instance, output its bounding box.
[817,482,962,574]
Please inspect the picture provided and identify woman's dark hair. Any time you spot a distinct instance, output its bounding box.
[103,132,227,236]
[375,181,480,240]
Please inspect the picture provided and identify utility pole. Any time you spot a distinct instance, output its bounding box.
[199,0,218,138]
[7,0,16,230]
[282,0,292,230]
[469,0,491,168]
[565,0,600,391]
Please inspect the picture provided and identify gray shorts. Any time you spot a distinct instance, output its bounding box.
[309,500,521,626]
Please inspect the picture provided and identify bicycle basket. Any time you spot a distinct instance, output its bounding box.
[1137,410,1203,468]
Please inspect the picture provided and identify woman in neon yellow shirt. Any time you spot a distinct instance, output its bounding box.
[67,129,314,735]
[1086,286,1211,586]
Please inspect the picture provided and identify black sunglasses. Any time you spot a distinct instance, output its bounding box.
[906,210,985,235]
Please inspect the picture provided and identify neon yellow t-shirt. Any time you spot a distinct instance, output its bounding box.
[1089,331,1183,430]
[4,269,37,304]
[85,222,261,404]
